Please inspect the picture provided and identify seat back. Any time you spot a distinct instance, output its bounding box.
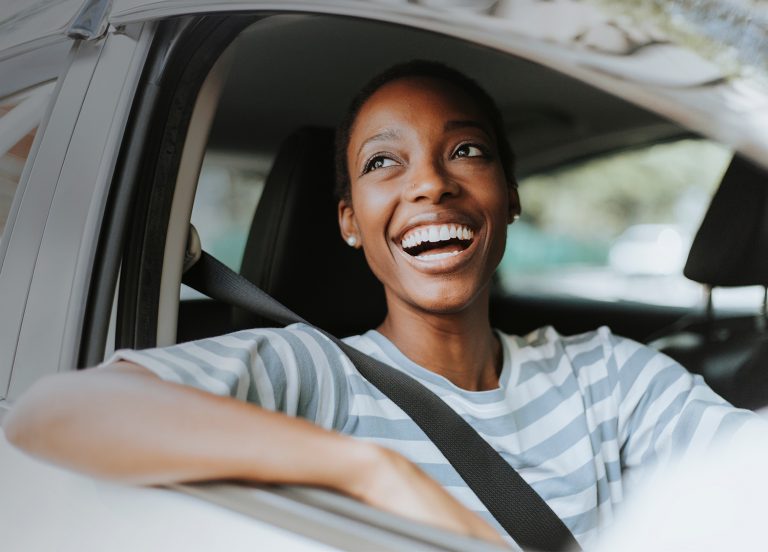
[653,154,768,408]
[233,127,386,336]
[684,155,768,287]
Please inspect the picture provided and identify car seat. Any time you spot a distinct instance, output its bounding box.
[232,127,387,337]
[649,154,768,409]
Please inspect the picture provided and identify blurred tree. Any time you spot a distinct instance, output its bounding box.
[518,139,730,241]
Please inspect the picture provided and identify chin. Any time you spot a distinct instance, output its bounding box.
[408,283,484,315]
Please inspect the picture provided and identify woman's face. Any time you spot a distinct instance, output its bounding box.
[339,76,518,315]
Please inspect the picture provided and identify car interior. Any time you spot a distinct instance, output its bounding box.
[93,13,768,411]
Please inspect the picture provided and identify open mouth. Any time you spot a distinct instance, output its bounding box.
[400,223,474,260]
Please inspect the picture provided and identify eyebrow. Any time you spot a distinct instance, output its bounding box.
[357,128,401,159]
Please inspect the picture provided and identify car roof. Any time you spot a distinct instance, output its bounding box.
[205,15,683,177]
[2,0,767,170]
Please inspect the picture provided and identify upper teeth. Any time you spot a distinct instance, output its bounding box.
[401,224,473,249]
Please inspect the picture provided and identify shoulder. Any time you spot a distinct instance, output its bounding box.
[226,322,330,343]
[497,325,673,386]
[227,323,337,351]
[497,324,610,347]
[103,323,347,380]
[497,325,617,364]
[228,323,357,371]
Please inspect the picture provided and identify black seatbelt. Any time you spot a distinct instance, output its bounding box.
[182,251,580,552]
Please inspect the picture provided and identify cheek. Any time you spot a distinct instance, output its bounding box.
[473,174,510,219]
[458,162,507,197]
[350,182,398,237]
[349,184,403,286]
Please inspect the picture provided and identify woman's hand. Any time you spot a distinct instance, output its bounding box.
[344,444,509,547]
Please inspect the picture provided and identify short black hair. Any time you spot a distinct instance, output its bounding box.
[334,60,516,202]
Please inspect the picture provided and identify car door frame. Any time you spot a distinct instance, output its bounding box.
[0,38,81,403]
[0,22,155,404]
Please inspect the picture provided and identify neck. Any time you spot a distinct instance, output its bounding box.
[377,289,501,391]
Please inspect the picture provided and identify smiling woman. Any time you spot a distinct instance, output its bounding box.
[3,60,759,551]
[336,65,517,391]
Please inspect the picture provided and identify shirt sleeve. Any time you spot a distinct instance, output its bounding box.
[602,327,761,472]
[100,323,351,431]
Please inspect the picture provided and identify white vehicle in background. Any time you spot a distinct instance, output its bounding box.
[1,0,767,550]
[608,224,691,276]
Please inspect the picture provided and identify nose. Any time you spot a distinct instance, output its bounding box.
[404,157,460,203]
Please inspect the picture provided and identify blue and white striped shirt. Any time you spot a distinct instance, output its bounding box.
[107,323,755,548]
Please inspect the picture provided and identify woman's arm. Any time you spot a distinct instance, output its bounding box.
[4,362,369,486]
[3,362,506,545]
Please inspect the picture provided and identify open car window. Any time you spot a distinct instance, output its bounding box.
[496,138,768,312]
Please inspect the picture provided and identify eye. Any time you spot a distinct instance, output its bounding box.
[362,154,398,174]
[453,143,486,158]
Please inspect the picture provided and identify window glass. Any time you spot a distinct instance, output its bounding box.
[180,151,271,299]
[0,82,54,238]
[497,139,755,309]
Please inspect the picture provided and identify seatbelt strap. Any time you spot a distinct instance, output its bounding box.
[182,251,580,552]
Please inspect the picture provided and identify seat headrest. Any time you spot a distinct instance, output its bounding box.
[234,127,386,336]
[684,154,768,287]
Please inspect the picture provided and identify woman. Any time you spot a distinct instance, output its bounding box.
[3,61,755,549]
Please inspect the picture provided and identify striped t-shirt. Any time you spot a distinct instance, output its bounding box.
[107,323,756,548]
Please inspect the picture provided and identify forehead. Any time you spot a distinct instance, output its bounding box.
[350,76,490,138]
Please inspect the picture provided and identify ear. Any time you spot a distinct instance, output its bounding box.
[338,198,361,248]
[507,181,521,224]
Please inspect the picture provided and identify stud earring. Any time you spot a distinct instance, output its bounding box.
[346,236,358,247]
[512,214,520,222]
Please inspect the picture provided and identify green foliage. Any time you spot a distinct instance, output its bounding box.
[517,139,730,241]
